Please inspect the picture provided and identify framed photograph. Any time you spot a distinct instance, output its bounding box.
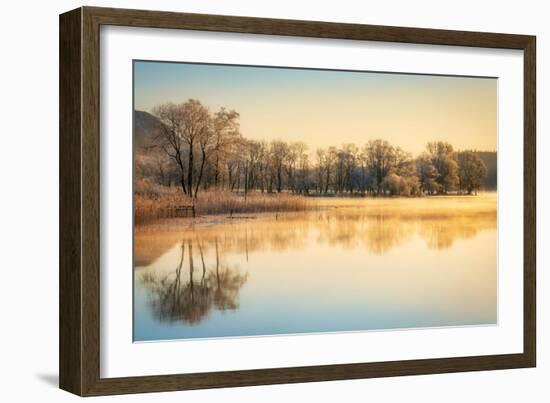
[59,6,536,396]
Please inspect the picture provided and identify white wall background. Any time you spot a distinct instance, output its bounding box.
[0,0,546,401]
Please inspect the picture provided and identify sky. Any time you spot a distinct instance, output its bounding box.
[134,60,497,154]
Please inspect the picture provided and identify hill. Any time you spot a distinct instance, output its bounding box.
[134,110,161,150]
[475,151,497,189]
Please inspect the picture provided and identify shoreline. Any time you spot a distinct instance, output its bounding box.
[135,192,497,229]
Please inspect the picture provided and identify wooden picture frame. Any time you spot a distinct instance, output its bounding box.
[59,6,536,396]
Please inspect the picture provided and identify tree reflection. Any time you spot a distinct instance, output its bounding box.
[135,197,497,265]
[140,239,248,324]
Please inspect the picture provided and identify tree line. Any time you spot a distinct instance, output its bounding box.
[137,99,489,199]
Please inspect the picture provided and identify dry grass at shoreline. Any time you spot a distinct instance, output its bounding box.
[135,179,309,220]
[135,179,496,222]
[194,190,308,215]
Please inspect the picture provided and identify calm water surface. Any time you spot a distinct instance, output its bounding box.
[133,194,497,341]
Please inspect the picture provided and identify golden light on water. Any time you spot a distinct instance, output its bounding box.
[134,194,497,340]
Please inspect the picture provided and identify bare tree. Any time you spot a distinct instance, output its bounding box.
[365,139,394,195]
[295,142,310,194]
[325,146,337,194]
[416,152,440,194]
[315,148,326,193]
[342,143,358,194]
[212,108,241,189]
[285,143,300,193]
[426,141,459,194]
[152,102,189,195]
[270,141,289,193]
[457,151,488,195]
[152,99,212,200]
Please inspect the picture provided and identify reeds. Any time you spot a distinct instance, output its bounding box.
[193,190,308,215]
[134,178,309,220]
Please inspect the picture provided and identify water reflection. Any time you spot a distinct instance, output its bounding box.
[135,206,496,265]
[139,240,248,324]
[134,195,497,341]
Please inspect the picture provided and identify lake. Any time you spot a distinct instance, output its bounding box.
[133,194,497,341]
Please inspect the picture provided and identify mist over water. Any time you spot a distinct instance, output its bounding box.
[133,194,497,341]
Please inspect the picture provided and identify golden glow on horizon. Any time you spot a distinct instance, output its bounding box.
[237,81,497,154]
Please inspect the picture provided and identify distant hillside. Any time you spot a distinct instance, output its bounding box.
[475,151,497,189]
[134,110,161,150]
